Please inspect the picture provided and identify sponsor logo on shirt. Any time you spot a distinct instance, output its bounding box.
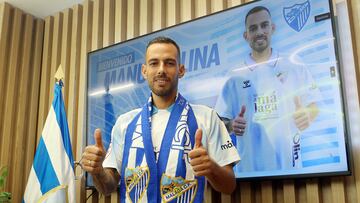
[221,140,234,150]
[243,80,251,88]
[253,91,279,120]
[292,132,301,167]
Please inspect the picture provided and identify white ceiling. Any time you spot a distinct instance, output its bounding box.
[0,0,84,18]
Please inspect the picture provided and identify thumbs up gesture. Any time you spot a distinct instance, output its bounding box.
[232,105,247,136]
[189,129,214,177]
[81,128,106,174]
[292,96,311,131]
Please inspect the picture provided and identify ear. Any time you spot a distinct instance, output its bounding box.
[178,64,185,78]
[271,23,276,34]
[141,64,147,79]
[243,32,248,42]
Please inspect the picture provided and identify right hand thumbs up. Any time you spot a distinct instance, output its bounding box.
[232,105,247,136]
[81,128,105,174]
[94,128,104,150]
[239,105,246,117]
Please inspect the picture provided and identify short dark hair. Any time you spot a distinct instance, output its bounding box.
[146,36,181,62]
[245,6,271,26]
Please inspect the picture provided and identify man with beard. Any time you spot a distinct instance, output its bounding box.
[215,6,321,172]
[81,36,240,202]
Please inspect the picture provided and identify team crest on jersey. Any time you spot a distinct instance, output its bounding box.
[125,166,150,202]
[160,174,198,203]
[283,0,311,32]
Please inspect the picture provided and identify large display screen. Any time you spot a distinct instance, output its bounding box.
[86,0,350,185]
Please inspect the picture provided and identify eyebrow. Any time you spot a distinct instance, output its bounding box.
[248,20,270,28]
[147,58,177,63]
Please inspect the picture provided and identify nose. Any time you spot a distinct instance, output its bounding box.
[157,62,165,74]
[255,29,264,36]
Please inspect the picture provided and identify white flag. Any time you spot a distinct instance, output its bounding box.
[23,81,75,203]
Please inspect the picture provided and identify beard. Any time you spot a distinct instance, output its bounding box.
[250,35,270,53]
[149,75,178,97]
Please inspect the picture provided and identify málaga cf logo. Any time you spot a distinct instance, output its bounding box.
[161,174,198,203]
[125,166,150,203]
[283,0,311,32]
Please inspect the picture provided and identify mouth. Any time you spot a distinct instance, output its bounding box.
[154,77,170,86]
[255,36,267,43]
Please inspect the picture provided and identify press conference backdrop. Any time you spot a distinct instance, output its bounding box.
[86,0,349,186]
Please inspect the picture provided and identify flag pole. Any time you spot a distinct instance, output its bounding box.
[54,65,65,82]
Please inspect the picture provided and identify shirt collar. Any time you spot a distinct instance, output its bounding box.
[152,103,174,115]
[244,49,280,71]
[151,92,178,115]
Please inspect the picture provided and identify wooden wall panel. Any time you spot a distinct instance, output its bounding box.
[306,179,321,203]
[114,0,126,43]
[68,4,83,164]
[11,14,33,203]
[180,0,194,23]
[36,16,53,143]
[194,0,210,18]
[0,3,11,161]
[346,1,360,203]
[103,0,115,47]
[61,9,73,110]
[23,18,44,194]
[227,0,242,7]
[331,177,346,203]
[166,0,180,27]
[152,0,165,31]
[126,0,139,39]
[283,180,296,203]
[139,0,152,36]
[211,0,227,13]
[1,9,23,196]
[0,3,3,30]
[1,0,360,202]
[48,12,63,111]
[0,2,44,202]
[77,1,93,202]
[92,0,104,51]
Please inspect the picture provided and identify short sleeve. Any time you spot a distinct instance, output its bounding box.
[102,109,140,174]
[202,108,241,167]
[103,118,125,175]
[215,78,236,120]
[300,66,322,106]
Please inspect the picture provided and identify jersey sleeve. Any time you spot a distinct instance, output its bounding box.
[298,66,323,106]
[205,108,241,167]
[214,77,236,120]
[103,116,125,175]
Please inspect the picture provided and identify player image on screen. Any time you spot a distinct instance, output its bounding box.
[215,6,322,172]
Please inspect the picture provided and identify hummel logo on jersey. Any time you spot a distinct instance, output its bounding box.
[243,80,251,88]
[221,140,234,150]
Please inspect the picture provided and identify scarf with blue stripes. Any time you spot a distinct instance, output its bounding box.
[120,93,205,203]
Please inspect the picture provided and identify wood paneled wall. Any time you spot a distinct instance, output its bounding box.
[1,0,360,202]
[0,3,44,203]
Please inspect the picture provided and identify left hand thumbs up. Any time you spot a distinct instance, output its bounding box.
[194,129,203,148]
[293,96,310,131]
[294,96,303,111]
[189,128,212,177]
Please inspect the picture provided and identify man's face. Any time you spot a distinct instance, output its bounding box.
[142,43,185,97]
[244,10,275,53]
